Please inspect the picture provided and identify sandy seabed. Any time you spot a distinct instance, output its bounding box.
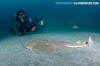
[0,31,100,66]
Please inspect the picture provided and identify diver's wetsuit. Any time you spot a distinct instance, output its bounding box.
[16,15,37,34]
[15,15,29,34]
[14,10,36,35]
[16,21,25,34]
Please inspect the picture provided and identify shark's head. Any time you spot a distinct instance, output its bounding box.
[76,36,94,47]
[82,36,94,46]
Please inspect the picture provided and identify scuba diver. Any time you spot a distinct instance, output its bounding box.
[13,10,45,35]
[14,10,36,35]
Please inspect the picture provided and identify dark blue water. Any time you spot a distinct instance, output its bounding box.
[0,0,100,32]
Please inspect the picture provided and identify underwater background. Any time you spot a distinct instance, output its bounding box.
[0,0,100,33]
[0,0,100,66]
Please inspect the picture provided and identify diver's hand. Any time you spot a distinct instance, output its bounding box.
[31,26,37,32]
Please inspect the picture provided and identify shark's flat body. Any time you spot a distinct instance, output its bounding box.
[25,37,94,53]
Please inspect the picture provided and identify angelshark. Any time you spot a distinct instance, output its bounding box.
[25,36,94,53]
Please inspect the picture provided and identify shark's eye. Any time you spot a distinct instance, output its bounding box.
[86,42,88,44]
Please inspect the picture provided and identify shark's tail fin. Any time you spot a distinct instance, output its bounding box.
[88,36,94,46]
